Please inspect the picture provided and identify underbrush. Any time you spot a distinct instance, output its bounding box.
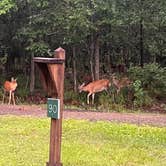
[128,63,166,99]
[0,63,165,113]
[64,88,163,113]
[64,63,166,112]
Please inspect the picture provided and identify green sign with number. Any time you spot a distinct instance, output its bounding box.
[47,98,60,119]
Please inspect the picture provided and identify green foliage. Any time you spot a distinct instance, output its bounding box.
[97,90,132,112]
[128,63,166,98]
[26,42,49,56]
[0,116,166,166]
[133,80,152,107]
[16,88,29,103]
[64,90,79,103]
[0,0,15,15]
[0,54,7,64]
[0,0,165,110]
[133,80,144,107]
[0,89,3,101]
[98,93,114,111]
[14,74,29,103]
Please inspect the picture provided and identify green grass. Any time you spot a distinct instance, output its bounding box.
[0,116,166,166]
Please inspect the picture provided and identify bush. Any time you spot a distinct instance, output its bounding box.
[133,80,153,107]
[64,90,81,106]
[98,93,113,110]
[98,92,132,112]
[128,63,166,98]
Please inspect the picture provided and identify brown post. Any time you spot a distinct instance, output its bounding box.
[33,47,65,166]
[47,48,65,166]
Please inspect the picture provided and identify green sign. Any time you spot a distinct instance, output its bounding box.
[47,98,60,119]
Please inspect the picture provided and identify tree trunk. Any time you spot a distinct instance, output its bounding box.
[72,46,77,92]
[30,52,35,94]
[94,35,100,80]
[140,18,144,67]
[90,35,95,81]
[139,0,144,67]
[106,47,112,74]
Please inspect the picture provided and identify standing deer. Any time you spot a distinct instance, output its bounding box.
[111,74,132,94]
[2,77,18,105]
[78,79,111,104]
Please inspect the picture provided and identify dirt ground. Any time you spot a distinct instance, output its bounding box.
[0,104,166,127]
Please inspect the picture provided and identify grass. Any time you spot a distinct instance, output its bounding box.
[0,116,166,166]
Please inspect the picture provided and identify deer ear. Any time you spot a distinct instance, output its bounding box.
[78,82,85,89]
[81,82,85,87]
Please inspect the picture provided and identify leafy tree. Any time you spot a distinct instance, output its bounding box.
[113,0,166,66]
[0,0,165,103]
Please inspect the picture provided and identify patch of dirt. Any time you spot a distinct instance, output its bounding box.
[0,104,166,127]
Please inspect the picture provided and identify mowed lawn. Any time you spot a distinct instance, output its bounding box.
[0,116,166,166]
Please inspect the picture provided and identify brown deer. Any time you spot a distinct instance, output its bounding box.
[111,74,132,94]
[2,77,18,105]
[78,79,111,104]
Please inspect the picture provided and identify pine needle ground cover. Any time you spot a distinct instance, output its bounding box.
[0,116,165,166]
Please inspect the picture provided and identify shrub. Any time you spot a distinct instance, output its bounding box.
[98,93,114,110]
[128,63,166,98]
[133,80,153,107]
[64,90,81,106]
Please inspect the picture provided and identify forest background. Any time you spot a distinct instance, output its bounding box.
[0,0,166,111]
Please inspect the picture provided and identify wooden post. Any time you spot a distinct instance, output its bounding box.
[47,48,65,166]
[33,47,65,166]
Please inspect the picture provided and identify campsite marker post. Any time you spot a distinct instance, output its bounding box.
[33,47,65,166]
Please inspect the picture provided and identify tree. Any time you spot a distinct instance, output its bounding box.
[112,0,166,66]
[0,0,165,96]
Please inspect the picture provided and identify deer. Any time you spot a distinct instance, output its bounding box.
[111,74,132,94]
[78,79,111,105]
[2,77,18,105]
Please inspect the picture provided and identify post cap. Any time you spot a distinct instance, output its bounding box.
[55,47,65,53]
[54,47,65,59]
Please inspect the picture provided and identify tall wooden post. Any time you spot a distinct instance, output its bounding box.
[47,48,65,166]
[33,47,65,166]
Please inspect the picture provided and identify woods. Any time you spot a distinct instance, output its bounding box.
[0,0,166,109]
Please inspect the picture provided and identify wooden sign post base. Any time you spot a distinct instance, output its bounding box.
[46,161,63,166]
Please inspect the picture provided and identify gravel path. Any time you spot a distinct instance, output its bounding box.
[0,104,166,127]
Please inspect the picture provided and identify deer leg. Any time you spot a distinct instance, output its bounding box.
[92,93,95,105]
[113,88,119,103]
[8,91,12,105]
[104,88,108,93]
[12,92,15,105]
[87,93,91,105]
[117,88,120,95]
[105,88,111,96]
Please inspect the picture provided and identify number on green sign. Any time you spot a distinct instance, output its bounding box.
[47,98,60,119]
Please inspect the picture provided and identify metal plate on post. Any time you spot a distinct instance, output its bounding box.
[47,98,60,119]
